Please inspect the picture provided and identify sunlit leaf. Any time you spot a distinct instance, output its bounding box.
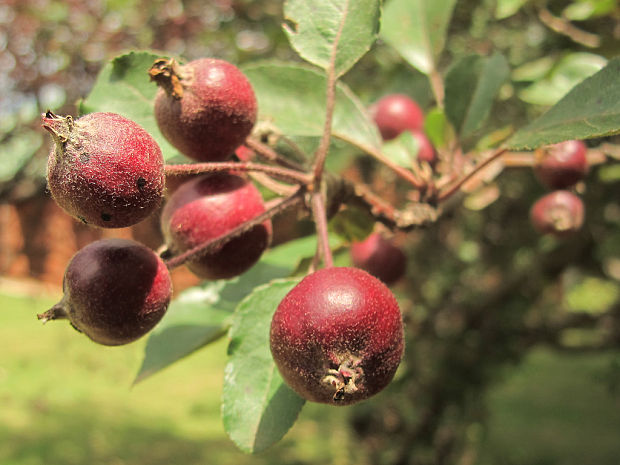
[222,278,304,453]
[283,0,381,77]
[508,57,620,150]
[381,0,457,75]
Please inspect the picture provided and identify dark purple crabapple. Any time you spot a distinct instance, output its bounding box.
[43,111,165,228]
[534,139,588,189]
[160,173,272,280]
[350,233,407,285]
[530,190,585,237]
[270,267,404,406]
[150,57,257,162]
[38,238,172,346]
[370,94,424,141]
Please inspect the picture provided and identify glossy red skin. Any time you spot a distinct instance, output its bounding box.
[371,94,424,141]
[43,112,165,228]
[270,267,404,406]
[411,130,437,165]
[160,173,272,280]
[154,58,257,162]
[59,238,172,345]
[534,140,588,189]
[350,233,407,285]
[530,190,585,237]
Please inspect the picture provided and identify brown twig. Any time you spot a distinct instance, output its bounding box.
[311,191,334,268]
[334,133,427,189]
[164,161,311,186]
[164,189,306,270]
[437,148,508,202]
[539,7,601,48]
[244,137,306,171]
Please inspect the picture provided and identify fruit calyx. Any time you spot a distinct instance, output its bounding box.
[148,58,188,99]
[41,110,74,157]
[321,353,364,402]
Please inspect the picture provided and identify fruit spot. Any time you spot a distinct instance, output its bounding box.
[136,177,147,191]
[101,213,112,222]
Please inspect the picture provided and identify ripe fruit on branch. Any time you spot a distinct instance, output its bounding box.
[150,58,257,162]
[530,190,585,237]
[350,233,407,285]
[370,94,424,141]
[43,111,165,228]
[270,267,404,406]
[160,173,272,280]
[38,238,172,346]
[534,139,588,189]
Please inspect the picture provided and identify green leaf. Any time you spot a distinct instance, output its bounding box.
[134,235,334,383]
[0,130,42,183]
[381,0,457,75]
[79,51,178,161]
[566,277,620,314]
[445,53,510,139]
[381,130,420,167]
[134,282,232,384]
[507,57,620,150]
[283,0,381,77]
[329,204,376,242]
[495,0,530,19]
[563,0,616,20]
[222,278,305,454]
[423,107,450,148]
[518,53,607,106]
[242,62,381,150]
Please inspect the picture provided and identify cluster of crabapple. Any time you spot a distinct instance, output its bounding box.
[38,56,406,406]
[529,140,588,237]
[344,93,432,286]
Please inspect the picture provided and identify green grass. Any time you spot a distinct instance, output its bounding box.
[2,289,620,465]
[0,290,352,465]
[479,349,620,465]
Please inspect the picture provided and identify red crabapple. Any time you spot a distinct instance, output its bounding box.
[150,58,257,162]
[270,267,404,406]
[370,94,424,141]
[530,190,585,237]
[43,111,165,228]
[534,140,588,189]
[160,173,272,280]
[350,233,407,285]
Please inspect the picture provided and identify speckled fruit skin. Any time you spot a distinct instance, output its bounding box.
[43,111,165,228]
[370,94,424,141]
[530,190,585,237]
[534,140,588,189]
[39,238,172,346]
[350,233,407,285]
[160,173,272,280]
[270,267,404,406]
[151,58,257,162]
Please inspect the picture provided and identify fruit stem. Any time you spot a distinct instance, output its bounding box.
[437,147,508,202]
[37,302,68,323]
[311,191,333,268]
[334,134,426,190]
[245,137,307,172]
[164,188,306,270]
[164,161,312,186]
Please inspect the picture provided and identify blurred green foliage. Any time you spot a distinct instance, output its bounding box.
[1,1,619,464]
